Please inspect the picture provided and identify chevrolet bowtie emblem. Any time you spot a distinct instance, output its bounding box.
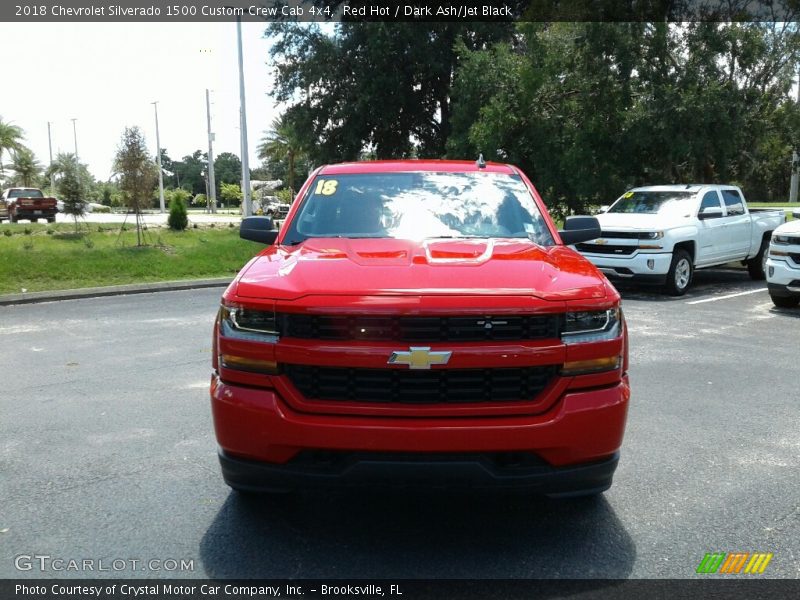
[388,347,452,370]
[595,239,608,245]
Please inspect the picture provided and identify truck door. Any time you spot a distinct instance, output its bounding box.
[720,189,750,260]
[695,190,727,266]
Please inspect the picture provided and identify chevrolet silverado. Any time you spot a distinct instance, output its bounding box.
[577,185,785,295]
[210,160,630,497]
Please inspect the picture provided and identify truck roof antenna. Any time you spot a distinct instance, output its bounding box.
[476,154,486,169]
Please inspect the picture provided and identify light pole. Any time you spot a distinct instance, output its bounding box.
[206,89,217,214]
[47,121,55,193]
[71,118,78,159]
[236,16,252,216]
[152,101,166,213]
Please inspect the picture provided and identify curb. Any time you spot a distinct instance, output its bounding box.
[0,278,232,306]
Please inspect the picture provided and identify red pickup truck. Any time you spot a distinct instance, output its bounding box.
[0,187,58,223]
[211,160,630,498]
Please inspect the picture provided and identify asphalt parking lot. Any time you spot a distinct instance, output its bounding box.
[1,268,798,580]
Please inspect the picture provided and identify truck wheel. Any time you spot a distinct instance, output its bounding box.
[770,294,800,309]
[9,214,17,223]
[747,239,769,280]
[47,217,55,224]
[664,249,693,296]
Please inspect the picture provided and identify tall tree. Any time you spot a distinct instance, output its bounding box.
[56,154,86,233]
[267,23,514,164]
[257,115,306,195]
[213,152,242,193]
[11,148,42,187]
[113,127,157,245]
[0,117,26,181]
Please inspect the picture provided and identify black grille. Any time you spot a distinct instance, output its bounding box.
[283,364,559,404]
[277,314,561,342]
[600,230,641,239]
[575,243,636,255]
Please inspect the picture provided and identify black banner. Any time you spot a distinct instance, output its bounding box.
[2,0,800,23]
[3,579,800,600]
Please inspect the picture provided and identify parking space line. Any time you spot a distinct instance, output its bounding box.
[686,288,767,305]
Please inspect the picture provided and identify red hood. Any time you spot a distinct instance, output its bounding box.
[233,238,608,302]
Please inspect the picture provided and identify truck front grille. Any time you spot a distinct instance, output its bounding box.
[575,243,636,255]
[277,314,561,342]
[283,364,559,404]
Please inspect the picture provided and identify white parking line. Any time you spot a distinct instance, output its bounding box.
[686,288,767,305]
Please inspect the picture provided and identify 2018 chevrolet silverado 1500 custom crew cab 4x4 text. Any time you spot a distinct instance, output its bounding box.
[0,187,59,223]
[576,185,785,295]
[210,160,630,498]
[766,213,800,308]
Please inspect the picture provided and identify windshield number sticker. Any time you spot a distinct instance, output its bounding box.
[314,179,338,196]
[623,191,634,198]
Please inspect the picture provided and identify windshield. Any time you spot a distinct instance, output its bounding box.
[608,190,694,215]
[8,189,44,198]
[283,172,555,246]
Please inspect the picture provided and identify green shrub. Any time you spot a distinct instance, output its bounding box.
[24,227,32,235]
[3,229,12,237]
[167,196,189,231]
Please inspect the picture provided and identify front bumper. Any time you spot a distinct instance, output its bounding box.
[210,374,630,494]
[767,256,800,296]
[581,251,673,282]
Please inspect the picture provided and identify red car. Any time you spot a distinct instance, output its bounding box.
[210,160,630,497]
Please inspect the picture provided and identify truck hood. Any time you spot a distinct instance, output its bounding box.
[234,238,608,302]
[774,219,800,236]
[596,212,692,231]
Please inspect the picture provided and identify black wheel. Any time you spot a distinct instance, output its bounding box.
[9,214,17,223]
[747,238,769,280]
[47,217,55,224]
[664,249,693,296]
[770,294,800,309]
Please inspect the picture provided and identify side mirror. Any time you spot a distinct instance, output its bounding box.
[597,205,610,214]
[792,210,800,220]
[698,207,723,220]
[240,216,279,244]
[559,216,601,245]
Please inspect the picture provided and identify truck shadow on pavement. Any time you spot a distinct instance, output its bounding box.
[614,267,765,302]
[199,489,635,580]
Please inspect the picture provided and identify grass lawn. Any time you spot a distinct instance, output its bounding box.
[0,223,261,295]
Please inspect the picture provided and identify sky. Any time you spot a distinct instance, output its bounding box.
[1,22,282,181]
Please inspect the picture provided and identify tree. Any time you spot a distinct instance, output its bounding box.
[0,117,25,181]
[171,150,207,195]
[10,148,42,187]
[113,127,158,246]
[57,154,85,233]
[213,152,242,192]
[257,115,306,195]
[220,182,243,206]
[267,23,514,164]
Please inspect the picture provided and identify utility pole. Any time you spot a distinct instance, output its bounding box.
[236,16,252,216]
[71,118,78,159]
[152,102,166,213]
[791,66,800,203]
[47,121,55,193]
[205,89,217,214]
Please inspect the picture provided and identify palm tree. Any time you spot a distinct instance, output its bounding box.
[257,114,306,197]
[0,116,26,181]
[11,148,42,187]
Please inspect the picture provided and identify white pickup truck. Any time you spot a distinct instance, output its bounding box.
[575,184,786,295]
[766,214,800,308]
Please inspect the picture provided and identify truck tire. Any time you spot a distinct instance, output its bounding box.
[747,239,769,280]
[47,217,55,224]
[664,249,693,296]
[9,214,17,223]
[770,294,799,309]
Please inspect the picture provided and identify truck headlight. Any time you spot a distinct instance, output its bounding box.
[562,308,621,344]
[219,304,279,339]
[638,231,664,240]
[772,234,790,245]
